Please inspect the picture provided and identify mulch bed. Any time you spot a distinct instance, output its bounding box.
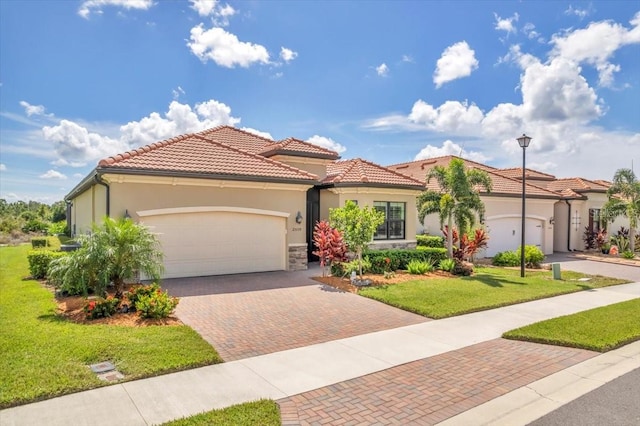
[50,284,182,327]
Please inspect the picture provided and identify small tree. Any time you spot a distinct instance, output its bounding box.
[329,201,385,277]
[312,220,347,277]
[602,168,640,253]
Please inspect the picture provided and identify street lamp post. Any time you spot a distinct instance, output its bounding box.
[517,134,532,278]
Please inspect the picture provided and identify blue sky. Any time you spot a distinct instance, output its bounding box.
[1,0,639,202]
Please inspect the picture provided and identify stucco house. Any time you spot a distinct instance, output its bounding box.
[388,156,627,257]
[65,126,424,279]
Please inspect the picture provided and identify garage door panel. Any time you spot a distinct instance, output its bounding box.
[143,211,286,279]
[485,217,543,257]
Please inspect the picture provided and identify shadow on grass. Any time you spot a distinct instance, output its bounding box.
[37,313,71,323]
[465,273,526,288]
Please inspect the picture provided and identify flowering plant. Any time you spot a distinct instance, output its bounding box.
[84,296,120,319]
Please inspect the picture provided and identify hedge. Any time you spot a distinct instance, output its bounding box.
[31,237,49,249]
[416,235,445,248]
[27,250,68,279]
[364,248,448,274]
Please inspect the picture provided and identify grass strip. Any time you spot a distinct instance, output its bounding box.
[0,244,222,408]
[162,399,280,426]
[359,266,629,319]
[503,298,640,352]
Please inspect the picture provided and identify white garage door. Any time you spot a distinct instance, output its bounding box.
[485,217,543,257]
[140,208,287,279]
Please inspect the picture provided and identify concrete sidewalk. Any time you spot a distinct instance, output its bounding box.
[1,282,638,426]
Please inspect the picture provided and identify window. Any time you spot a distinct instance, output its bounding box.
[589,209,605,233]
[374,201,405,240]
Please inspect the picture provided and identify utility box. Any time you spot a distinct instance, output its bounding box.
[551,263,561,280]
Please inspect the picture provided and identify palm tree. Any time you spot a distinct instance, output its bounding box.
[602,168,640,253]
[417,158,492,258]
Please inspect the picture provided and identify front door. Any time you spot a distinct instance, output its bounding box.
[306,187,320,261]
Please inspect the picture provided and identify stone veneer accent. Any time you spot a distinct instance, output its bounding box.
[288,243,308,271]
[368,240,417,250]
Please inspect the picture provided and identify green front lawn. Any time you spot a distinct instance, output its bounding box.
[0,245,222,408]
[162,399,280,426]
[503,298,640,352]
[359,266,629,319]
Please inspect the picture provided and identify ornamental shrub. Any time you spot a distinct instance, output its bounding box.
[416,235,445,248]
[492,251,520,267]
[27,250,67,279]
[438,258,456,272]
[406,259,435,275]
[517,245,545,268]
[365,248,447,274]
[84,296,120,320]
[135,288,179,319]
[127,283,161,308]
[621,250,635,259]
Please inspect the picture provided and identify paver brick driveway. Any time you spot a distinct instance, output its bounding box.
[162,265,428,361]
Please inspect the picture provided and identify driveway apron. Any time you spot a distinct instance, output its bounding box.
[162,265,429,361]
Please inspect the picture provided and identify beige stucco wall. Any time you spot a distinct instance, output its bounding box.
[106,177,310,245]
[319,187,420,244]
[420,195,556,255]
[70,184,107,235]
[269,156,333,180]
[566,193,630,251]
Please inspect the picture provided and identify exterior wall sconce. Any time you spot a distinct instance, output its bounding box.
[295,211,303,224]
[549,217,555,225]
[124,209,131,219]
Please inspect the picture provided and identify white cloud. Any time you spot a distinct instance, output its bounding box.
[39,170,68,180]
[414,140,490,163]
[409,100,484,134]
[307,135,346,154]
[494,12,519,34]
[564,5,590,19]
[19,101,48,117]
[520,57,601,123]
[0,164,6,171]
[190,0,236,26]
[120,100,240,146]
[42,120,128,166]
[37,99,240,167]
[376,63,389,77]
[78,0,153,19]
[433,41,479,88]
[550,14,640,86]
[401,55,414,63]
[280,47,298,63]
[188,25,270,68]
[190,0,217,17]
[241,127,273,139]
[172,86,185,100]
[522,23,543,42]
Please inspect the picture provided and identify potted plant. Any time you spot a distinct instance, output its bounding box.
[601,243,611,254]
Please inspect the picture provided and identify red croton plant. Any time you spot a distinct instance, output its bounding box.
[312,220,348,277]
[442,226,489,261]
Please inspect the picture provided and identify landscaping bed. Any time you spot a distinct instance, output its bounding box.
[313,270,453,293]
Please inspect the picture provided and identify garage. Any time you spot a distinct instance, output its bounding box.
[484,216,543,257]
[138,207,288,279]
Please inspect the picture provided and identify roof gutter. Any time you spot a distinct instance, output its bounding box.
[94,174,110,216]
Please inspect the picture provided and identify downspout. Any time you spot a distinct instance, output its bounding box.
[65,200,72,236]
[565,200,571,251]
[94,174,110,217]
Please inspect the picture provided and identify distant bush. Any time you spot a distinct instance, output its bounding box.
[31,237,49,249]
[47,220,68,236]
[492,246,545,268]
[438,258,456,272]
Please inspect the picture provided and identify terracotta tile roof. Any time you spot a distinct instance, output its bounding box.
[259,137,339,159]
[323,158,424,188]
[545,177,610,193]
[389,157,560,199]
[98,134,318,182]
[196,125,274,154]
[497,167,557,180]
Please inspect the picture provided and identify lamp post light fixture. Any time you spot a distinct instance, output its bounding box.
[517,133,532,278]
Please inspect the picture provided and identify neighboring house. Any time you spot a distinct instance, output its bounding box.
[65,126,423,279]
[388,156,627,257]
